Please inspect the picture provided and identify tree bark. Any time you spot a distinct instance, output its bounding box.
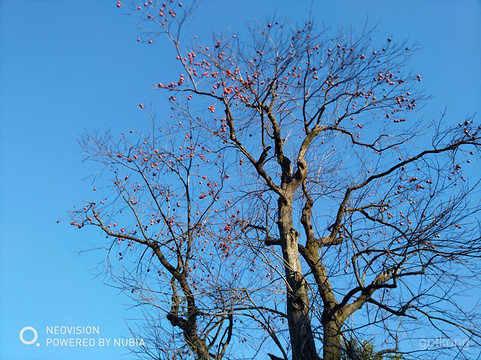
[322,319,342,360]
[278,197,320,360]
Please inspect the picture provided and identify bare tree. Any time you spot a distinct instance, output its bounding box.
[71,1,481,359]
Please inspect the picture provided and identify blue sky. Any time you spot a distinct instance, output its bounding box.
[1,1,480,359]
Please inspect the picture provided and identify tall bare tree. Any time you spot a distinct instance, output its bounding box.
[71,1,481,359]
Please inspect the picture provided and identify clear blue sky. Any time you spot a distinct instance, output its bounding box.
[1,1,480,359]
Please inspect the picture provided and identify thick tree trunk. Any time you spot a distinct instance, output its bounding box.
[322,319,342,360]
[278,197,320,360]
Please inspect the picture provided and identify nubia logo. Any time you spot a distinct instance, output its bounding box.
[19,326,39,346]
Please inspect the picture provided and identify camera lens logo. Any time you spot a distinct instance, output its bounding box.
[19,326,39,346]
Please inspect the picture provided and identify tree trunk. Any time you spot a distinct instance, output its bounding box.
[278,197,320,360]
[322,319,342,360]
